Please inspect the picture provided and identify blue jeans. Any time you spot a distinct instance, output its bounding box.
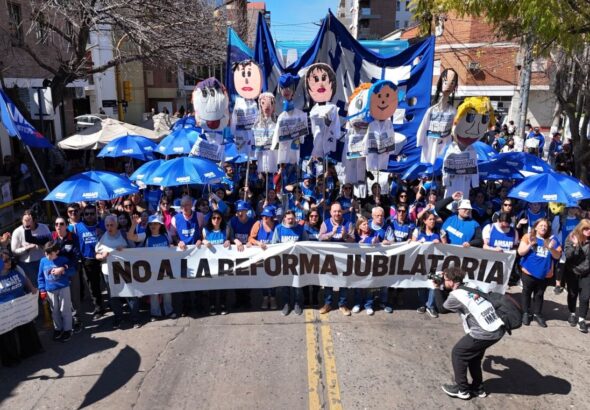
[104,274,140,322]
[354,289,374,309]
[324,287,348,307]
[262,288,276,297]
[281,287,303,306]
[418,288,436,309]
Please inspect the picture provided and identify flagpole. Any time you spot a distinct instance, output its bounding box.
[2,91,60,216]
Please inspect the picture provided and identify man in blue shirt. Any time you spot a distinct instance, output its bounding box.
[526,127,545,158]
[442,200,483,248]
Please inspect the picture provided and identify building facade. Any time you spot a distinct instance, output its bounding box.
[338,0,396,40]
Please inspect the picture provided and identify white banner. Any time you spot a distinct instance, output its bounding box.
[0,293,38,335]
[106,242,515,297]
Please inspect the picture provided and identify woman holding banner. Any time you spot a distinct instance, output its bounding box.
[248,206,278,310]
[202,210,231,315]
[0,249,43,366]
[518,218,562,327]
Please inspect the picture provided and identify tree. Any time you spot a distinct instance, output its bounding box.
[6,0,227,109]
[410,0,590,182]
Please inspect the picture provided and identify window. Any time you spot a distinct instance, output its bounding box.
[395,20,400,29]
[396,1,400,11]
[166,70,173,83]
[35,13,48,44]
[404,20,409,28]
[405,0,411,11]
[8,2,23,45]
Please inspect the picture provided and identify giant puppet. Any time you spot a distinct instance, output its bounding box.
[253,92,277,173]
[342,83,371,185]
[361,80,407,172]
[442,96,495,196]
[416,68,458,164]
[231,60,263,155]
[190,77,230,162]
[306,63,340,159]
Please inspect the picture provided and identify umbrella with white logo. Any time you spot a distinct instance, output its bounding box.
[44,171,139,203]
[508,172,590,206]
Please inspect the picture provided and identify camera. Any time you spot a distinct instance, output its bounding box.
[427,272,444,285]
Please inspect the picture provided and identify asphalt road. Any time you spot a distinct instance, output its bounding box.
[0,287,585,409]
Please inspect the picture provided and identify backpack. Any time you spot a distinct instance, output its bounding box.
[459,285,523,334]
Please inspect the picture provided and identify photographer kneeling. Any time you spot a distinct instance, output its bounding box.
[433,267,505,400]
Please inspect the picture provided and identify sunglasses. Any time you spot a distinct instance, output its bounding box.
[212,216,222,220]
[310,214,319,218]
[503,203,513,206]
[84,213,96,216]
[400,194,407,197]
[55,222,66,226]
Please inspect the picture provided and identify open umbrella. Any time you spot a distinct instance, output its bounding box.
[155,126,200,156]
[97,135,157,161]
[129,159,166,185]
[478,160,524,181]
[44,171,138,203]
[171,116,197,130]
[224,142,249,164]
[508,173,590,205]
[149,157,224,187]
[487,152,552,174]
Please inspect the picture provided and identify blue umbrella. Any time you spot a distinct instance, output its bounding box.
[224,143,249,164]
[171,116,197,131]
[508,173,590,205]
[156,126,200,156]
[44,171,138,203]
[401,161,442,181]
[149,157,225,187]
[478,160,524,181]
[488,152,552,174]
[97,135,157,161]
[129,159,166,185]
[439,141,497,163]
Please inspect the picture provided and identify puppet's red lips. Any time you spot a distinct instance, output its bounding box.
[456,135,478,146]
[241,86,253,91]
[206,120,221,129]
[317,87,326,93]
[378,105,389,111]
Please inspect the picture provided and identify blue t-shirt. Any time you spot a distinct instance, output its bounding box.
[145,235,170,248]
[256,223,275,244]
[416,230,441,243]
[520,235,559,279]
[174,212,200,245]
[385,219,415,242]
[274,224,305,243]
[76,222,103,259]
[304,224,320,241]
[230,216,255,244]
[0,269,27,303]
[203,228,227,245]
[489,224,517,251]
[442,215,480,245]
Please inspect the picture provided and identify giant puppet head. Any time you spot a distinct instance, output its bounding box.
[192,77,229,132]
[366,80,398,122]
[347,83,371,129]
[305,63,336,103]
[278,73,299,101]
[258,92,276,121]
[452,96,495,148]
[232,59,263,100]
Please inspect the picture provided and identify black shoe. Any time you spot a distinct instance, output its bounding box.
[568,313,577,327]
[60,331,72,342]
[73,321,83,334]
[209,305,217,316]
[578,321,588,334]
[553,286,564,295]
[534,314,547,328]
[417,306,427,314]
[522,313,531,326]
[282,304,290,316]
[471,384,487,398]
[112,318,122,329]
[294,303,303,316]
[426,307,439,318]
[220,305,228,315]
[441,384,470,400]
[132,322,142,329]
[52,330,63,341]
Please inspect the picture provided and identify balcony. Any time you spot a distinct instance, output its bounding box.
[358,8,380,19]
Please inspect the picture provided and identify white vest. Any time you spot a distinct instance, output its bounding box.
[452,288,504,334]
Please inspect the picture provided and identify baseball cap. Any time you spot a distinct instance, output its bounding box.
[458,199,473,210]
[303,173,313,180]
[148,215,164,225]
[236,200,250,212]
[260,206,276,218]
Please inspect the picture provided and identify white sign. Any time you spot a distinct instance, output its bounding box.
[0,293,38,335]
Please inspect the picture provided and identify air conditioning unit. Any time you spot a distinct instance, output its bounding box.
[468,61,481,71]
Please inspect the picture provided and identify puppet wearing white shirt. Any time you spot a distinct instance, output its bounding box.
[442,96,495,196]
[253,92,277,173]
[416,68,458,164]
[362,80,407,171]
[230,60,262,156]
[342,83,370,184]
[271,73,307,165]
[306,63,340,158]
[190,77,229,162]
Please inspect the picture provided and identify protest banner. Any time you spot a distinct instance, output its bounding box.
[0,293,38,335]
[106,242,515,297]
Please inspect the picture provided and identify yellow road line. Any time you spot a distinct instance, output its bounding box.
[319,313,343,410]
[305,309,322,410]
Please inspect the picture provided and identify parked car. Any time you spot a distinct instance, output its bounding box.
[75,114,108,131]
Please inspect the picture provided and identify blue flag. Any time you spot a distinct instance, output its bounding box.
[0,89,53,148]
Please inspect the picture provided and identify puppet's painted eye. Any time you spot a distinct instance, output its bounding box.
[201,89,208,98]
[242,71,246,78]
[247,70,252,77]
[209,88,216,97]
[466,113,476,123]
[481,115,489,124]
[385,93,390,98]
[355,98,363,109]
[377,93,382,99]
[313,76,320,82]
[321,74,327,82]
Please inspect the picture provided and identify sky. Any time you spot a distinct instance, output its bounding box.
[264,0,339,42]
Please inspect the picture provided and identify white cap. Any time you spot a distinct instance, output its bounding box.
[458,199,473,210]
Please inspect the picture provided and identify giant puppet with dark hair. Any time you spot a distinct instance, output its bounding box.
[190,77,230,162]
[416,68,459,164]
[442,96,495,196]
[361,80,407,172]
[305,63,340,159]
[231,60,263,155]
